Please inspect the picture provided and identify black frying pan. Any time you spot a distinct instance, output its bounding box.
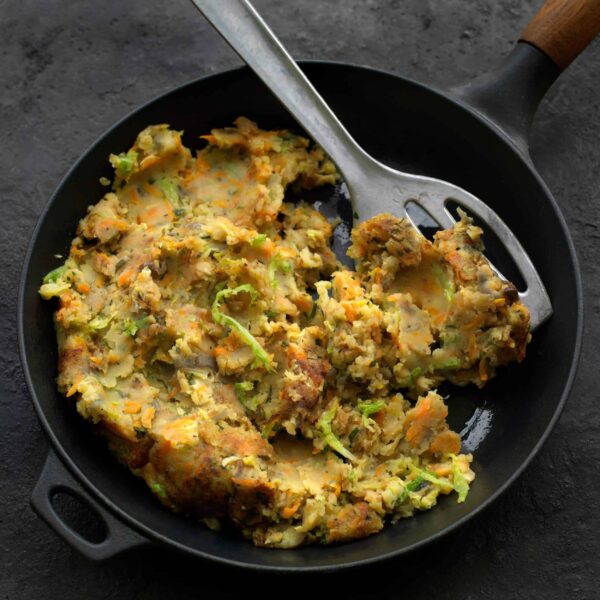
[18,0,595,572]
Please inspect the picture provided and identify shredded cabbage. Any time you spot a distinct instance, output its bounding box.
[211,285,273,371]
[432,263,455,303]
[43,265,67,284]
[251,234,268,246]
[450,454,470,503]
[317,400,356,462]
[268,254,293,288]
[357,399,385,418]
[409,367,422,386]
[122,315,150,337]
[435,357,461,370]
[109,150,138,178]
[88,314,113,331]
[234,381,262,411]
[159,177,179,205]
[150,482,167,499]
[418,468,453,493]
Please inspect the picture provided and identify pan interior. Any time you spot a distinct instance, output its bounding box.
[20,63,579,569]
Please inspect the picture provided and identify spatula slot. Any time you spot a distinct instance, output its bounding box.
[445,199,526,292]
[405,200,445,240]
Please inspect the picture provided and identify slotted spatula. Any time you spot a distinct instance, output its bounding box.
[190,0,552,329]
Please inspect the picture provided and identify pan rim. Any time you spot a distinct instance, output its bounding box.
[18,59,584,572]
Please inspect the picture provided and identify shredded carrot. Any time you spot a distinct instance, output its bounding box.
[124,401,142,414]
[97,218,129,233]
[479,360,489,382]
[374,464,388,478]
[129,187,141,205]
[139,155,162,171]
[231,477,263,488]
[282,501,301,519]
[373,409,387,426]
[430,463,452,477]
[294,294,312,313]
[468,334,478,362]
[118,268,135,287]
[141,407,156,429]
[142,182,162,198]
[341,301,358,322]
[66,375,83,398]
[430,430,461,454]
[195,156,211,173]
[139,201,173,225]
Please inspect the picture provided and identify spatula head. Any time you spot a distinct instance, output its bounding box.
[348,165,552,331]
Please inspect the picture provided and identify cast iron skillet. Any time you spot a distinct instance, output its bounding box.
[19,0,597,571]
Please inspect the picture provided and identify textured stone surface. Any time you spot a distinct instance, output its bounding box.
[1,0,599,597]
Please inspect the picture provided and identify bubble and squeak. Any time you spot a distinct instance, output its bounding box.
[40,118,530,547]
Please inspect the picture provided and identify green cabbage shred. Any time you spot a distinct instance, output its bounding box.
[159,177,179,205]
[450,454,470,503]
[357,399,385,418]
[268,254,293,288]
[43,265,67,284]
[211,285,273,371]
[110,150,138,178]
[317,401,356,462]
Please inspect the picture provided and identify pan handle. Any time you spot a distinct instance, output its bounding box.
[520,0,600,71]
[453,0,600,153]
[31,450,150,560]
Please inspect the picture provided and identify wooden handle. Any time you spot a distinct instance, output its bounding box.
[520,0,600,70]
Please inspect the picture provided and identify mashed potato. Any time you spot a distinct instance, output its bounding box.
[40,118,530,547]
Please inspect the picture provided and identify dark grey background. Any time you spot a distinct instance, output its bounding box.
[2,0,599,598]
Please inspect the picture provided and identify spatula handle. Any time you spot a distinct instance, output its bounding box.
[189,0,374,184]
[520,0,600,70]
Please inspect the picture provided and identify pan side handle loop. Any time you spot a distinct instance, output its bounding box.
[31,450,150,561]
